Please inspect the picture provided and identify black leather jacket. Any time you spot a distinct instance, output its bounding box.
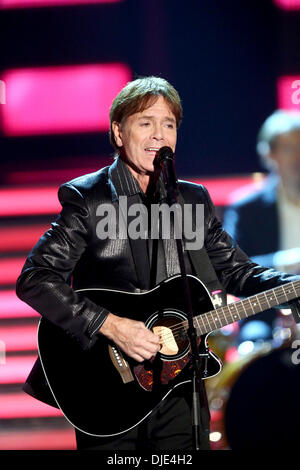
[16,161,299,405]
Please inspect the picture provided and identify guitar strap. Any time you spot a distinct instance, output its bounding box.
[187,247,227,308]
[290,299,300,324]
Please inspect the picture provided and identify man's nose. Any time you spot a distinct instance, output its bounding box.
[152,124,164,140]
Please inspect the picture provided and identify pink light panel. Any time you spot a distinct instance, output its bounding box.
[0,325,37,351]
[273,0,300,9]
[0,186,60,216]
[0,224,50,252]
[1,0,121,9]
[0,428,75,450]
[0,257,26,285]
[0,63,131,136]
[277,76,300,111]
[0,290,38,319]
[0,175,264,221]
[5,160,111,185]
[0,355,37,383]
[0,393,62,419]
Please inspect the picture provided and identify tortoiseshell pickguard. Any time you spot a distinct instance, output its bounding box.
[133,354,190,391]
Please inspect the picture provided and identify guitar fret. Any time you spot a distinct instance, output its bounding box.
[256,293,268,311]
[196,314,206,335]
[216,306,227,327]
[247,297,257,316]
[190,278,300,337]
[217,307,225,326]
[280,286,289,302]
[282,284,298,302]
[223,306,232,324]
[212,309,223,329]
[228,304,240,323]
[203,312,214,332]
[253,295,260,313]
[216,309,222,327]
[194,316,201,335]
[292,283,299,302]
[240,300,249,318]
[263,291,271,309]
[207,311,219,330]
[267,289,280,307]
[245,299,255,317]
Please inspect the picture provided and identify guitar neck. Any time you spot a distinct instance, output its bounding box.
[193,279,300,336]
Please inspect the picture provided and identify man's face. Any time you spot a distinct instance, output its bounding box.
[112,95,177,176]
[270,130,300,193]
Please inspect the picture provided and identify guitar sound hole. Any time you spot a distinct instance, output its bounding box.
[143,360,154,371]
[178,329,187,341]
[147,310,189,361]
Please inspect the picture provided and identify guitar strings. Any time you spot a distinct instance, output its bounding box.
[160,287,299,342]
[152,284,300,346]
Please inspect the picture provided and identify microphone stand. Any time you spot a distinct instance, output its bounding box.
[157,147,210,451]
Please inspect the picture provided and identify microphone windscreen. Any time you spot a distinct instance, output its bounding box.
[158,146,174,162]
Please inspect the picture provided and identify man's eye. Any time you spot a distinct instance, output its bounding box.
[140,122,150,126]
[165,123,175,129]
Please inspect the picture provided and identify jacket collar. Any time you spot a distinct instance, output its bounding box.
[108,157,167,203]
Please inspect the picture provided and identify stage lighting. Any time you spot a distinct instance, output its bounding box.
[0,63,131,136]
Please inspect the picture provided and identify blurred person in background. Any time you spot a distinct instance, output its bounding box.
[223,110,300,335]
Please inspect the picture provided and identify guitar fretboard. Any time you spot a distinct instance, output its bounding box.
[189,279,300,336]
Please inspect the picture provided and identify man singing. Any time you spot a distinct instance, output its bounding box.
[16,76,300,451]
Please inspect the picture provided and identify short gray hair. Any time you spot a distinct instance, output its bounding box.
[257,110,300,169]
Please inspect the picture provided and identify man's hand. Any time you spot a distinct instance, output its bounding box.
[99,313,161,362]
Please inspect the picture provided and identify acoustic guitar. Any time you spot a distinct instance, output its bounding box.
[37,274,300,436]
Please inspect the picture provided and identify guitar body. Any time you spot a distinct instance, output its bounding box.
[38,274,222,437]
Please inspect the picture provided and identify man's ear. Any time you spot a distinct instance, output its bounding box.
[267,150,279,170]
[112,121,123,148]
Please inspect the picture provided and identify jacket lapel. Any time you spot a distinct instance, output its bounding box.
[108,160,151,291]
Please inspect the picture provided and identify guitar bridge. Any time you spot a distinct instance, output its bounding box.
[108,345,134,384]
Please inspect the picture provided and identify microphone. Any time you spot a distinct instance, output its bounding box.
[157,146,178,204]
